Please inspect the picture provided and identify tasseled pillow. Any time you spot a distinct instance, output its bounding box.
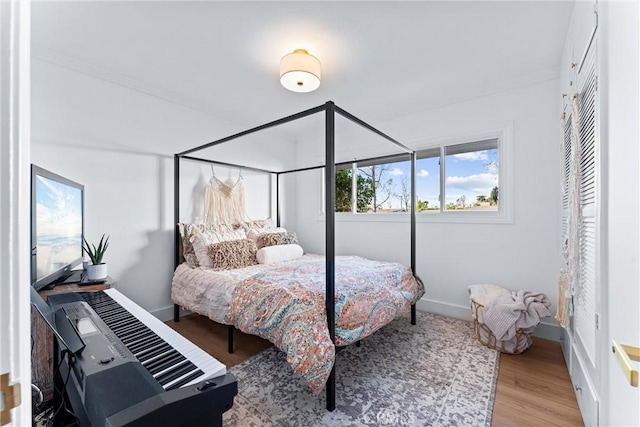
[256,231,298,249]
[208,239,258,270]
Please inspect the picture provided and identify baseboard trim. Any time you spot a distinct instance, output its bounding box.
[155,298,562,342]
[534,321,562,342]
[416,297,562,342]
[416,298,472,321]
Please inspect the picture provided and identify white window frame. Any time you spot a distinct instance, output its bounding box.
[319,124,514,224]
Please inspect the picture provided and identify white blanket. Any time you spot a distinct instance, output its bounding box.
[482,290,551,341]
[468,284,511,323]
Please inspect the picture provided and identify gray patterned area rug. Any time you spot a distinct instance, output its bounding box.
[223,312,499,427]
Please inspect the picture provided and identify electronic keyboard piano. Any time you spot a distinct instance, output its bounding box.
[46,289,237,427]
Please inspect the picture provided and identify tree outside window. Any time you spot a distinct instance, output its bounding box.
[333,138,500,215]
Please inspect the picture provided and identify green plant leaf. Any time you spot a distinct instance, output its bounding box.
[82,234,109,265]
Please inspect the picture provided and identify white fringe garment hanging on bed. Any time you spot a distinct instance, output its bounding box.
[203,173,251,225]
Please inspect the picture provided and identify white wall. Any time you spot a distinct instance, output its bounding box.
[289,79,563,337]
[31,59,292,318]
[33,41,563,340]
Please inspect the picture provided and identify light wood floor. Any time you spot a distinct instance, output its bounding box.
[167,315,583,426]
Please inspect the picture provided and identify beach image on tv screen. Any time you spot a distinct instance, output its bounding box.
[35,175,82,280]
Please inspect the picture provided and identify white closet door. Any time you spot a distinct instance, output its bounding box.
[573,42,599,369]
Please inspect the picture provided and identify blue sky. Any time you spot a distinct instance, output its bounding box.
[362,149,499,209]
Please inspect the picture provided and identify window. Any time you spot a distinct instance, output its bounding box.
[334,155,411,213]
[441,139,499,212]
[333,137,505,221]
[414,148,440,212]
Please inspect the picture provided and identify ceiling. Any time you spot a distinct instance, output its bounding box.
[31,1,574,136]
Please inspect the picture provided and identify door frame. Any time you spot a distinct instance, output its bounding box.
[0,0,31,425]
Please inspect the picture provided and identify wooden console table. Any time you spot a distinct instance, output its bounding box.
[31,278,116,402]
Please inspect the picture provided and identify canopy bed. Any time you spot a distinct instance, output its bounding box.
[172,101,423,411]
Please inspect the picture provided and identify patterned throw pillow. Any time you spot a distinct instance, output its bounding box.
[240,219,275,232]
[190,229,247,268]
[178,223,241,267]
[256,231,298,249]
[246,227,287,243]
[208,239,258,270]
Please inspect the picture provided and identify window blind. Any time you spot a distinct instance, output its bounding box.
[443,138,498,156]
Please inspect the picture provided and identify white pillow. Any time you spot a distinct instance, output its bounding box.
[246,227,287,243]
[256,244,303,264]
[190,229,246,268]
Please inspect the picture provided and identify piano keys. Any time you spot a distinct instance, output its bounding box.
[46,289,237,427]
[81,289,226,390]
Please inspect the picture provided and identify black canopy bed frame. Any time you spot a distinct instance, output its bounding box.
[173,101,418,411]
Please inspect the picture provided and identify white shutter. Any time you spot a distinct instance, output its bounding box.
[561,113,572,240]
[572,42,598,367]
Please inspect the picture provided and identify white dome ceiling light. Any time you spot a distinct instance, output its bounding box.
[280,49,321,93]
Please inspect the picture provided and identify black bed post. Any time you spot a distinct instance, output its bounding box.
[410,151,417,326]
[275,173,281,227]
[325,101,337,412]
[174,154,181,323]
[227,325,234,353]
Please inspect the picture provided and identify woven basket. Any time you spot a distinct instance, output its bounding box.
[471,299,534,354]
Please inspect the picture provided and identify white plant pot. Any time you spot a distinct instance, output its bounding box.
[86,263,107,280]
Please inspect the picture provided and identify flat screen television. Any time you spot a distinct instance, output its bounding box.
[31,165,84,291]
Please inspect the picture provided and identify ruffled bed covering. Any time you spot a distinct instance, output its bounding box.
[172,254,322,324]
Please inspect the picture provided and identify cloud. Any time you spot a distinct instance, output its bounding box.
[452,151,489,162]
[486,161,499,174]
[389,168,404,176]
[446,173,498,195]
[417,169,429,177]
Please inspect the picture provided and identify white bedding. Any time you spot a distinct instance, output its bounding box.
[171,254,320,323]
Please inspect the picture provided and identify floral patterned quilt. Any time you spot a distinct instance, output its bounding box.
[225,256,425,393]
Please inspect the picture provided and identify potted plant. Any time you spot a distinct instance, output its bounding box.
[83,234,109,280]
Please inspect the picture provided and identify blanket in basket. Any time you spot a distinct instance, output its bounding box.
[483,290,551,341]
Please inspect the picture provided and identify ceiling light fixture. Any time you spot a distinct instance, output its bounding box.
[280,48,321,93]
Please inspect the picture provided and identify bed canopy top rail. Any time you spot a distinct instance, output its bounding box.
[276,152,412,176]
[180,148,411,176]
[177,103,327,157]
[173,100,417,412]
[175,149,412,245]
[175,101,412,173]
[333,104,412,154]
[179,155,275,175]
